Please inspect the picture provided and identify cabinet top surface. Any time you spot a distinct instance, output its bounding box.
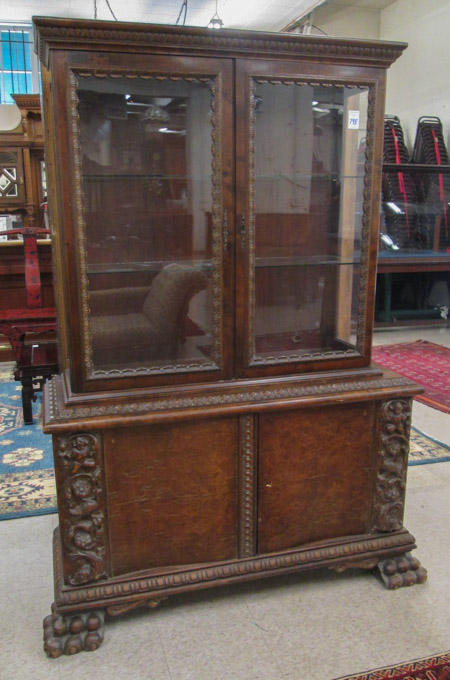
[33,15,406,68]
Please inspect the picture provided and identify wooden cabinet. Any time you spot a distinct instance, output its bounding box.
[35,17,427,659]
[0,95,53,360]
[0,94,45,226]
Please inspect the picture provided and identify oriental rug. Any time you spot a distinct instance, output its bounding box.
[0,364,56,520]
[334,651,450,680]
[372,340,450,414]
[0,363,449,520]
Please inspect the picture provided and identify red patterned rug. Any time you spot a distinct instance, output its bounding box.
[334,651,450,680]
[372,340,450,414]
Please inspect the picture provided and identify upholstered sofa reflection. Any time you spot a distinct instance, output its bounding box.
[88,263,207,367]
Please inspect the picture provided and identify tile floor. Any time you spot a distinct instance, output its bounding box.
[0,327,448,680]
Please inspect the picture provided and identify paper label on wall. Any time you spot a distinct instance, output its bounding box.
[348,110,360,129]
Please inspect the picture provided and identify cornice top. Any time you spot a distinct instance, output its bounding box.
[33,16,407,69]
[11,94,41,111]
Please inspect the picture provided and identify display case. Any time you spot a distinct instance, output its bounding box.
[35,17,427,658]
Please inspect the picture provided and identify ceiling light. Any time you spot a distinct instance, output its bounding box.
[208,0,223,29]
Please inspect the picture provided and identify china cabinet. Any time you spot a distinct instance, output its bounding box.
[34,17,426,658]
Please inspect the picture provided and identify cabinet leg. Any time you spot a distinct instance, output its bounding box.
[377,553,427,589]
[43,604,105,657]
[21,375,34,425]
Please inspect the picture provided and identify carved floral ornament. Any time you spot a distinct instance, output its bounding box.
[372,399,411,533]
[57,433,108,586]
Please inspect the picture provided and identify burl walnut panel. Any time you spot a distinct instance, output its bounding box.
[258,402,375,553]
[104,417,238,575]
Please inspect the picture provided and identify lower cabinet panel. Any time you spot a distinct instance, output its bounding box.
[257,402,376,553]
[104,417,239,575]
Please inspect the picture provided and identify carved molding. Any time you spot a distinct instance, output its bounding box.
[239,415,256,557]
[56,432,109,585]
[35,21,406,70]
[357,83,377,353]
[246,75,256,366]
[372,399,412,532]
[106,597,167,618]
[46,374,417,422]
[54,529,414,607]
[246,77,377,366]
[68,69,223,380]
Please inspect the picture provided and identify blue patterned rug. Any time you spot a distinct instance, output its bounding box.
[0,364,449,520]
[0,364,56,520]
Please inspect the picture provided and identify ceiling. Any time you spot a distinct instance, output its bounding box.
[322,0,395,7]
[2,0,330,32]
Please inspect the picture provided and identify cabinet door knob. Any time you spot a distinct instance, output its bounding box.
[240,212,246,248]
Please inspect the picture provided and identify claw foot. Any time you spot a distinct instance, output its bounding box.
[43,604,105,657]
[378,553,427,589]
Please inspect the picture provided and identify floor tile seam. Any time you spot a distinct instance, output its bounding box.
[243,601,287,680]
[154,615,175,680]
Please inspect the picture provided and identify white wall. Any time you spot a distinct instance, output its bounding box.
[380,0,450,152]
[312,5,380,40]
[0,104,21,131]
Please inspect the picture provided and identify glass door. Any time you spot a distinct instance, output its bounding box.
[61,52,234,389]
[236,60,378,377]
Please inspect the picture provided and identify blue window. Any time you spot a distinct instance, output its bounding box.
[0,26,39,105]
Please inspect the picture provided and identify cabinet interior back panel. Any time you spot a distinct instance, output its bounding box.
[105,417,239,575]
[258,403,375,553]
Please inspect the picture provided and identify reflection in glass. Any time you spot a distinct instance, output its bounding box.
[252,82,369,361]
[75,75,218,372]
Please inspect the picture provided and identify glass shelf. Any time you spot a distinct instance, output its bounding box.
[87,259,213,275]
[83,174,212,182]
[255,255,360,268]
[255,173,365,181]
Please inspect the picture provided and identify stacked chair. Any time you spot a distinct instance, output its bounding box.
[412,116,450,251]
[381,116,424,249]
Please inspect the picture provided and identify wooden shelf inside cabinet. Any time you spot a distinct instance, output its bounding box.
[33,16,427,660]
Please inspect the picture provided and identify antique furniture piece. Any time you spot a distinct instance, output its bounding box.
[0,232,55,361]
[0,95,56,360]
[35,17,426,658]
[0,93,46,228]
[14,339,58,424]
[0,224,58,421]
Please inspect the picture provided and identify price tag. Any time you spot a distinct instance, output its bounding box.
[348,110,360,129]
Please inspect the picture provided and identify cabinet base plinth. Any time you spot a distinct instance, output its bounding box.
[44,525,424,656]
[377,553,428,589]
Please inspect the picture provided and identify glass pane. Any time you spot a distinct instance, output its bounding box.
[251,81,369,362]
[3,73,13,103]
[75,74,219,373]
[1,33,12,70]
